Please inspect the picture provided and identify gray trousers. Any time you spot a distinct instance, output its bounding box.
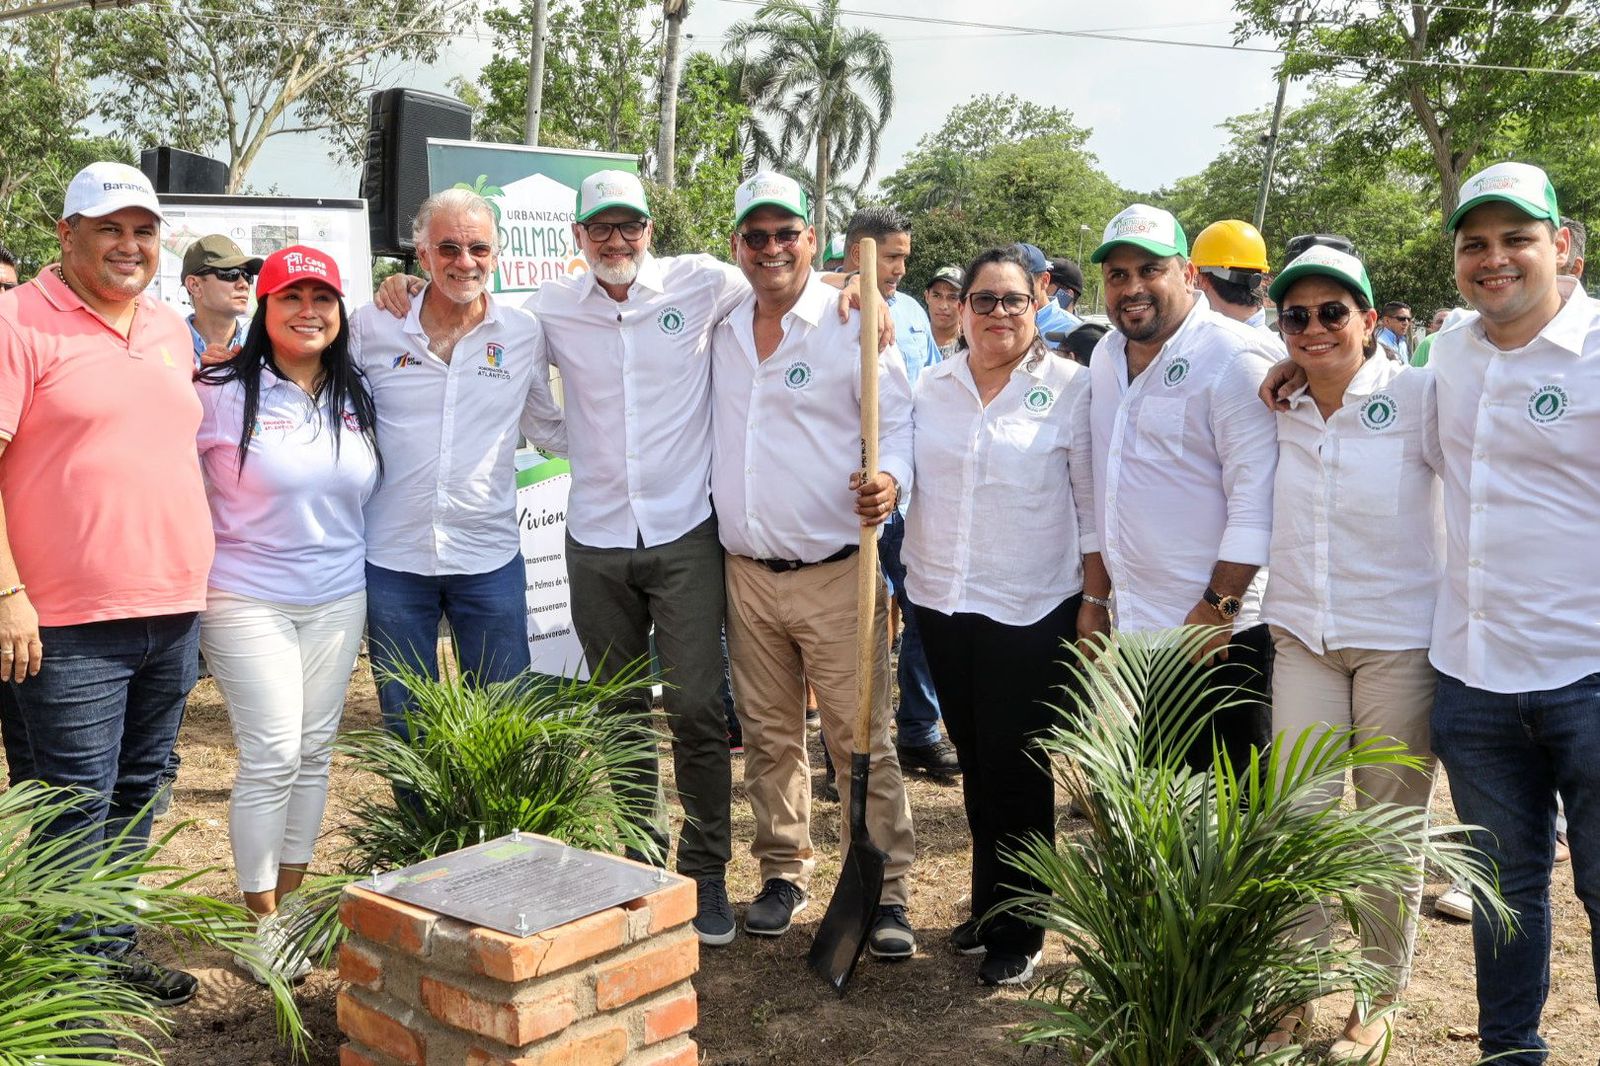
[565,515,731,880]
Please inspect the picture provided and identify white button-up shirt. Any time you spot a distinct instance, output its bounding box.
[1430,276,1600,693]
[1089,296,1279,631]
[1262,358,1443,652]
[904,349,1095,626]
[710,274,914,562]
[528,253,747,549]
[352,288,566,576]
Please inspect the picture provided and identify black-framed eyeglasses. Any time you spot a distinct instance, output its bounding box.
[964,291,1033,316]
[1284,233,1357,261]
[1279,301,1355,335]
[737,228,804,251]
[579,220,647,242]
[433,241,495,260]
[200,267,252,283]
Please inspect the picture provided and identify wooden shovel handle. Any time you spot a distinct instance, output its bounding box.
[854,238,879,756]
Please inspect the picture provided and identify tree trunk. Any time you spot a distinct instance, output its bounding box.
[813,131,830,267]
[524,0,549,145]
[655,2,686,187]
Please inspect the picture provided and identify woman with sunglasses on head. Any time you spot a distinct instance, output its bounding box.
[901,245,1097,986]
[1256,247,1442,1059]
[194,246,381,981]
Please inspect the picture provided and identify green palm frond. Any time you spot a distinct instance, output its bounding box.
[0,783,305,1062]
[998,627,1508,1065]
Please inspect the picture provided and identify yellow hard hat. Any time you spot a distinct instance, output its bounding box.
[1191,219,1270,273]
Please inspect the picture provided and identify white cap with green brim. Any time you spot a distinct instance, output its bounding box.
[1447,161,1560,232]
[1269,245,1374,305]
[577,169,651,222]
[735,172,809,225]
[1090,203,1188,263]
[825,233,846,260]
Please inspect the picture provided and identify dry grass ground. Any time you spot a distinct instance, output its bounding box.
[7,660,1593,1065]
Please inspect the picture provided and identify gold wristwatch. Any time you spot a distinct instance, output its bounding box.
[1203,586,1243,620]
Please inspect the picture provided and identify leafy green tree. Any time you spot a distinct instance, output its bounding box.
[0,17,130,270]
[648,53,747,258]
[1234,0,1600,217]
[74,0,456,192]
[1160,82,1452,314]
[469,0,659,153]
[896,207,1005,306]
[723,0,894,261]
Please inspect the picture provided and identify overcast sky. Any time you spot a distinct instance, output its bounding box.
[249,0,1303,201]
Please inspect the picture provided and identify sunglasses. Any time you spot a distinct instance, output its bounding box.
[964,291,1033,317]
[1278,301,1355,335]
[738,228,804,251]
[201,267,252,283]
[579,220,646,242]
[433,241,494,260]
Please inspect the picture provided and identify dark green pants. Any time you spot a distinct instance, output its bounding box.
[565,515,731,880]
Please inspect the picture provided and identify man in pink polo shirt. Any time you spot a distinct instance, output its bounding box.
[0,161,213,1027]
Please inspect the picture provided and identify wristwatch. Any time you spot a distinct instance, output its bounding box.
[1203,586,1243,620]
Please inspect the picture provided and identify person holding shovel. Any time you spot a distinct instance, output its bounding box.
[709,172,919,958]
[902,245,1096,985]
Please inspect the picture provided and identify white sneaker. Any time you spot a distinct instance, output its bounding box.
[1434,883,1473,921]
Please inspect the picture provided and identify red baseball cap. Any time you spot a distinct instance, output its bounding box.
[255,244,344,298]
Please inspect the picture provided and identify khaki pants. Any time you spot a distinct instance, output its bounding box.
[1270,626,1439,993]
[724,551,915,905]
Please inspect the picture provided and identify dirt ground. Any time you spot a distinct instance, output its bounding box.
[10,659,1594,1065]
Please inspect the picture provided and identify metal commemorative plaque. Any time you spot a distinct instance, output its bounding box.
[365,833,668,937]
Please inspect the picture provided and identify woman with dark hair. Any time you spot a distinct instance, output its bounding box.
[194,245,380,980]
[902,245,1097,986]
[1256,247,1442,1059]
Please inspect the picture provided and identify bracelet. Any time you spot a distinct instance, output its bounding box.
[1083,592,1111,609]
[0,583,24,599]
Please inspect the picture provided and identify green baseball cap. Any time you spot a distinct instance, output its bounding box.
[1268,245,1373,305]
[735,171,809,225]
[577,169,651,223]
[1091,204,1188,264]
[1447,161,1560,232]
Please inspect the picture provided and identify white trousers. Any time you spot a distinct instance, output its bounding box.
[200,589,366,893]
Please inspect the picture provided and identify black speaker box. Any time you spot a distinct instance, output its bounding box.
[361,89,474,257]
[140,147,228,195]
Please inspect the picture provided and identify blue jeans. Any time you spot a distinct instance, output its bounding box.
[1431,671,1600,1065]
[366,555,533,734]
[1,683,32,784]
[7,613,200,955]
[877,511,942,748]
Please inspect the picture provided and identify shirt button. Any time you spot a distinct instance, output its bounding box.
[1472,504,1485,513]
[1474,451,1486,460]
[1470,558,1482,567]
[1473,610,1486,619]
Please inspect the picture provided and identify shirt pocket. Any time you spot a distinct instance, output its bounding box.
[1334,437,1405,517]
[986,420,1058,491]
[1134,396,1187,460]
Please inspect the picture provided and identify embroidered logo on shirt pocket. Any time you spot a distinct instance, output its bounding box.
[1134,396,1186,460]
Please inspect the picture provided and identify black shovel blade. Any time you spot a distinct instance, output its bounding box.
[806,753,887,995]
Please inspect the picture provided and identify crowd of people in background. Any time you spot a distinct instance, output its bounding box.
[0,153,1594,1065]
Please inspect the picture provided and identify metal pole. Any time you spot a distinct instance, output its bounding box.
[524,0,549,145]
[1253,4,1304,231]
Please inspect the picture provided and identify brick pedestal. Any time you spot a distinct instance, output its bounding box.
[336,855,699,1066]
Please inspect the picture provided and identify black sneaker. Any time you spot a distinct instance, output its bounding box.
[151,773,177,819]
[979,948,1041,986]
[898,738,961,779]
[59,1018,118,1050]
[805,705,821,729]
[867,904,916,959]
[822,765,839,803]
[949,917,986,955]
[693,877,736,947]
[744,878,807,936]
[111,949,198,1006]
[727,727,744,756]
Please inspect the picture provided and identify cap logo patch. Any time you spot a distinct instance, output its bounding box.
[102,181,146,192]
[282,250,330,277]
[1471,175,1520,195]
[1114,217,1159,237]
[595,182,626,198]
[1528,384,1568,424]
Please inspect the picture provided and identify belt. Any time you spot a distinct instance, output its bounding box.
[751,544,858,573]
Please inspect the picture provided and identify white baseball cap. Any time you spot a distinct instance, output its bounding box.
[576,169,651,222]
[62,161,166,224]
[1269,246,1374,305]
[735,172,809,225]
[1447,161,1561,232]
[1091,203,1187,263]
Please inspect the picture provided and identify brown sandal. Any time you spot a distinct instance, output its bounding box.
[1254,1001,1316,1055]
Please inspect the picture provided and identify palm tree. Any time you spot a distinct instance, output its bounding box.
[655,0,689,187]
[723,0,893,262]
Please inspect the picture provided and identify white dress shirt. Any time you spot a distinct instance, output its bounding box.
[1430,276,1600,693]
[1089,296,1279,631]
[904,348,1095,626]
[1261,358,1443,652]
[710,274,914,562]
[196,370,378,604]
[351,288,566,576]
[528,253,747,549]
